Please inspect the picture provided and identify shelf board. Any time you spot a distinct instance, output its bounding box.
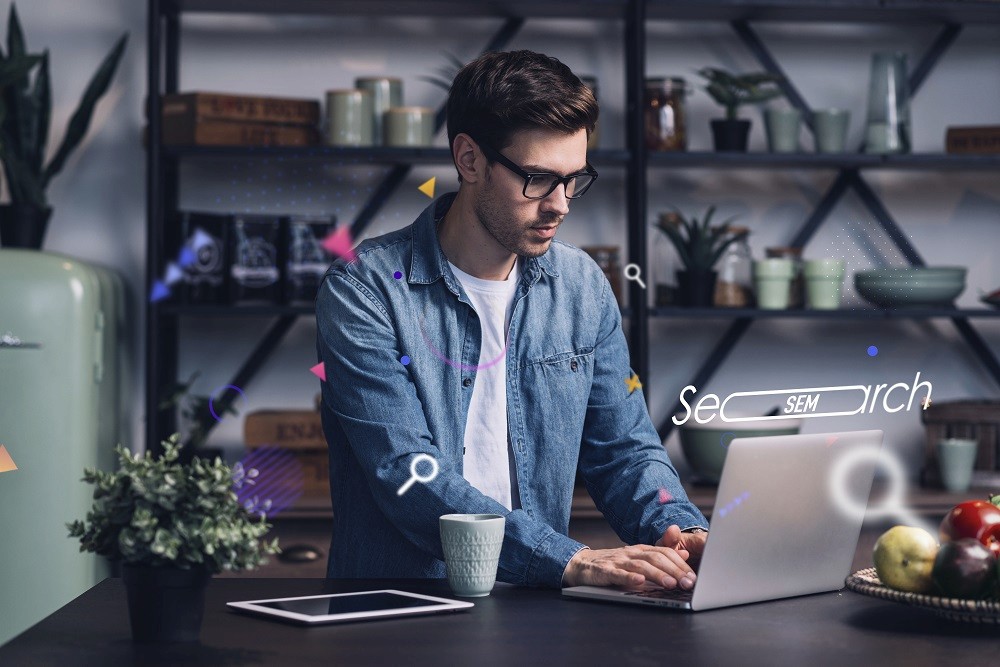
[648,152,1000,171]
[170,0,628,19]
[163,144,631,167]
[652,307,1000,319]
[160,303,315,316]
[647,0,1000,24]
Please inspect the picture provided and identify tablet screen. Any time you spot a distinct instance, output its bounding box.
[257,592,442,616]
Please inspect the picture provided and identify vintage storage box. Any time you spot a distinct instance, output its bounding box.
[244,409,329,501]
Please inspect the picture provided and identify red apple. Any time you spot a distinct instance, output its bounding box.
[939,500,1000,557]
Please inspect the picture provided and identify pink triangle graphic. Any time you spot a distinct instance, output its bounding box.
[310,362,326,382]
[658,488,671,504]
[321,226,357,263]
[826,436,839,447]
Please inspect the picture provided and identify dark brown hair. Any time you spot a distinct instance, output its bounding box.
[446,50,598,167]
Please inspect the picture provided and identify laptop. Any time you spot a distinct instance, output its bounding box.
[562,429,883,611]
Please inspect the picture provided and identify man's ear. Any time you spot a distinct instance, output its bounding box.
[452,132,484,184]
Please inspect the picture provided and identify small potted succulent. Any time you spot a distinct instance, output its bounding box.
[697,67,783,152]
[653,206,739,306]
[68,435,280,642]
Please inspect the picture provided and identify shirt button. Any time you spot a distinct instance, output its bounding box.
[462,378,472,387]
[570,360,578,372]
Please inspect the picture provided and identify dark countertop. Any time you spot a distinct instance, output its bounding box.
[2,575,998,667]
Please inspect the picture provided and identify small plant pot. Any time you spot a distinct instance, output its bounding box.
[676,269,718,307]
[122,564,211,642]
[710,119,751,152]
[0,204,53,249]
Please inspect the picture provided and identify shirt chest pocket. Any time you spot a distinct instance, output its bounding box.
[517,347,595,428]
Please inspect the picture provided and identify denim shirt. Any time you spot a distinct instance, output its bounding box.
[316,192,708,588]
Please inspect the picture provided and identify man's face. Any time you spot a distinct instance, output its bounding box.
[473,127,588,259]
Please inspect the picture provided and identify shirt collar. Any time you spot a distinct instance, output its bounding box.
[407,192,559,292]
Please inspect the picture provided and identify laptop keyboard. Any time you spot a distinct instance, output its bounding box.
[622,586,694,602]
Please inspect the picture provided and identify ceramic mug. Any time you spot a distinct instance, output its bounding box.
[813,109,850,153]
[753,259,794,310]
[803,259,846,309]
[325,89,373,147]
[384,107,435,147]
[764,108,802,153]
[439,514,505,597]
[937,438,978,493]
[355,77,402,147]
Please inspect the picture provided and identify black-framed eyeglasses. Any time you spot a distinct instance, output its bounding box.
[476,140,598,200]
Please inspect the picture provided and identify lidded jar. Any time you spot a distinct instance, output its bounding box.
[645,77,689,151]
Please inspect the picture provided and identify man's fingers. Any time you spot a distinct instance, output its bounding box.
[630,550,696,588]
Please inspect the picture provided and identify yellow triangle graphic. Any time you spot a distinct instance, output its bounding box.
[0,445,17,473]
[418,177,436,199]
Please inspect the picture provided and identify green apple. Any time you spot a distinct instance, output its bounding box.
[873,525,939,593]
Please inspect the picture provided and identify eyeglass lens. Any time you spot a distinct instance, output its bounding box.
[525,172,595,199]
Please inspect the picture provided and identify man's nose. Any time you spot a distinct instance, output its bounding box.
[541,183,571,216]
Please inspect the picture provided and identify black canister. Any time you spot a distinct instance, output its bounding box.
[229,215,283,304]
[285,216,336,303]
[179,211,231,305]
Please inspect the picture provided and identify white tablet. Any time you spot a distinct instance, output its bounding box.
[226,589,474,625]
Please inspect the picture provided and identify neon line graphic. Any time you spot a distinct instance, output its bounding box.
[719,385,870,422]
[417,317,510,372]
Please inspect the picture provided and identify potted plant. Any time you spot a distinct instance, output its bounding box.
[697,67,783,152]
[0,4,127,249]
[653,206,740,307]
[68,435,280,642]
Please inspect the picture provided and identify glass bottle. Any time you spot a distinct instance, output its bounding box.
[765,246,804,309]
[581,245,623,306]
[652,212,682,307]
[714,226,753,308]
[644,77,688,151]
[864,52,911,154]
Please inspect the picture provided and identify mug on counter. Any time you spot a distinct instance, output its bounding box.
[324,89,374,147]
[384,106,435,147]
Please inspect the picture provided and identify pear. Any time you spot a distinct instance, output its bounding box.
[873,525,939,593]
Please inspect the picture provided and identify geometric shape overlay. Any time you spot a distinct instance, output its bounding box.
[418,176,436,199]
[234,446,304,518]
[0,445,16,473]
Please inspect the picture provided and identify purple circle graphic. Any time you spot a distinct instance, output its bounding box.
[233,446,304,518]
[208,385,247,422]
[400,355,411,365]
[394,271,403,280]
[417,316,510,372]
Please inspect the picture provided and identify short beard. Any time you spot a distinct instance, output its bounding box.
[473,167,560,259]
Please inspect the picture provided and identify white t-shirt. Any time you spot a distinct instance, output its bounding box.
[448,259,522,511]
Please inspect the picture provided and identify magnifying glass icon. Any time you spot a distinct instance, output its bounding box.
[623,263,646,289]
[397,454,440,496]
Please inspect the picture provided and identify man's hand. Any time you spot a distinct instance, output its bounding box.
[562,544,697,590]
[656,525,708,570]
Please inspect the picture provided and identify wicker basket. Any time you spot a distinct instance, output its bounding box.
[846,568,1000,625]
[920,400,1000,487]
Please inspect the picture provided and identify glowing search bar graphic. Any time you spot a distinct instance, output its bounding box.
[719,384,870,422]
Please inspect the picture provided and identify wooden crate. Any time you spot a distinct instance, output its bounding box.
[920,400,1000,487]
[244,410,328,501]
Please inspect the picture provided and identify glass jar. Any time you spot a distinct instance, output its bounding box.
[765,246,804,309]
[714,226,753,308]
[581,245,623,306]
[579,75,600,151]
[645,77,688,151]
[652,212,682,306]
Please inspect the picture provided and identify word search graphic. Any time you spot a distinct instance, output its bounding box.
[0,445,17,473]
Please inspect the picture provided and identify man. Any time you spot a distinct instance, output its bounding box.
[317,49,708,590]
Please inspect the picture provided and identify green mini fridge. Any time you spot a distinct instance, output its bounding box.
[0,249,125,645]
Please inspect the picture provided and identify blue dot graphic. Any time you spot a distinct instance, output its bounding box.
[394,271,402,280]
[401,355,411,365]
[867,346,878,357]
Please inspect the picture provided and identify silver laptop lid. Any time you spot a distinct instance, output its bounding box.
[691,429,883,611]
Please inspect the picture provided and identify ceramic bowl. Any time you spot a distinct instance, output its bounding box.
[854,267,966,307]
[677,415,802,483]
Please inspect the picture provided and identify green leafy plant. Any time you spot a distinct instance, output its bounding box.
[697,67,783,121]
[419,51,467,92]
[653,206,740,272]
[68,435,280,573]
[0,3,127,213]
